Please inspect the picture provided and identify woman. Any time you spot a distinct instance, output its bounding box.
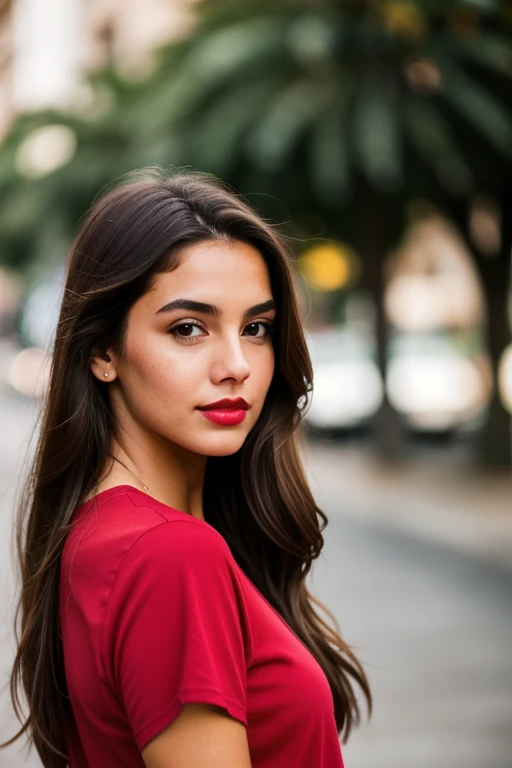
[2,168,371,767]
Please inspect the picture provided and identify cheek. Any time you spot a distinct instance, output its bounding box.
[120,344,198,411]
[122,337,274,399]
[136,339,199,384]
[254,345,275,391]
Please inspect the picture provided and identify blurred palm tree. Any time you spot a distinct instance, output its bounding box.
[130,0,512,465]
[0,0,511,463]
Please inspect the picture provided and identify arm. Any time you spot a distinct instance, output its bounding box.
[102,521,253,763]
[141,703,252,768]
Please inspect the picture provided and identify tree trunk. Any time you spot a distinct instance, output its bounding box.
[355,176,404,460]
[476,253,511,466]
[442,177,512,467]
[474,173,512,467]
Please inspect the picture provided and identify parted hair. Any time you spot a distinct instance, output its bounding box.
[1,167,371,767]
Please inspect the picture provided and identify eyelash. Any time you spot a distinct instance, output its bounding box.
[167,320,275,344]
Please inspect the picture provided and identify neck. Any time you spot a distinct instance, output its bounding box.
[107,433,207,521]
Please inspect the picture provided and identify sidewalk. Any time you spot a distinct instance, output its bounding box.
[304,435,512,571]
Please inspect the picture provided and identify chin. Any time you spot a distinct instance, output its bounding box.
[199,433,249,458]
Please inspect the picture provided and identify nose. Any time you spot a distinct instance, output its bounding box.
[210,335,251,385]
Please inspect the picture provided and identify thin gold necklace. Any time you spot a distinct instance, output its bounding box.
[109,453,149,492]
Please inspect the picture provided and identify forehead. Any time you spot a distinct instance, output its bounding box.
[149,239,273,302]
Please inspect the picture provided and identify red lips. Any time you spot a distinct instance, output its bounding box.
[197,398,250,411]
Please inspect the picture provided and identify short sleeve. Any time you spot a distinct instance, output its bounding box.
[101,520,251,751]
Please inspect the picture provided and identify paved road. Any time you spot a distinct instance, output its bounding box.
[314,513,512,768]
[0,390,511,768]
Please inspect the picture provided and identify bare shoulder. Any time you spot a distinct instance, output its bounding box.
[141,703,252,768]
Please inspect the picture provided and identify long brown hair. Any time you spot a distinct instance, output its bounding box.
[2,167,371,767]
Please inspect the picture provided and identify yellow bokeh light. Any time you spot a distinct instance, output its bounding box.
[298,243,359,292]
[382,2,427,43]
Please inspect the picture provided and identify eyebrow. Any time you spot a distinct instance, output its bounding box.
[155,298,277,321]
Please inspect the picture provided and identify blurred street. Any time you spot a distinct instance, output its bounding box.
[0,388,511,768]
[307,447,512,768]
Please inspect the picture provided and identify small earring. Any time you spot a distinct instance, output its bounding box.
[104,372,109,378]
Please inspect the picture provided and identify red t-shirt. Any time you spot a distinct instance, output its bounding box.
[59,485,345,767]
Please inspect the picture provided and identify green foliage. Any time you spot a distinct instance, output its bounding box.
[0,0,511,275]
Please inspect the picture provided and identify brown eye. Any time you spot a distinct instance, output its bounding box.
[244,322,273,338]
[168,322,205,342]
[176,324,195,337]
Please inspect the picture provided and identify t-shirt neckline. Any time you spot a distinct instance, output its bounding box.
[76,484,194,520]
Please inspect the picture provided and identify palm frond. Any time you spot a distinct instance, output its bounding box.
[353,78,403,190]
[308,77,354,205]
[404,96,473,194]
[189,80,289,174]
[245,75,337,171]
[441,59,512,160]
[454,33,512,79]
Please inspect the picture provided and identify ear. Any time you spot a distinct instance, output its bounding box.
[90,346,118,383]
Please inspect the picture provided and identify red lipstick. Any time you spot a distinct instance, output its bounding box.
[197,398,250,426]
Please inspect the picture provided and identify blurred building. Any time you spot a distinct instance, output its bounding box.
[0,0,196,141]
[0,1,14,139]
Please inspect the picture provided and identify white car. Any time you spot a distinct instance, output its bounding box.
[304,327,384,430]
[386,331,489,432]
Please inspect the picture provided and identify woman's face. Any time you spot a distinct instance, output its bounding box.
[94,239,276,458]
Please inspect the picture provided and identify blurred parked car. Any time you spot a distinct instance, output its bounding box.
[18,266,65,352]
[304,326,489,437]
[387,331,489,434]
[4,266,64,398]
[304,326,384,431]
